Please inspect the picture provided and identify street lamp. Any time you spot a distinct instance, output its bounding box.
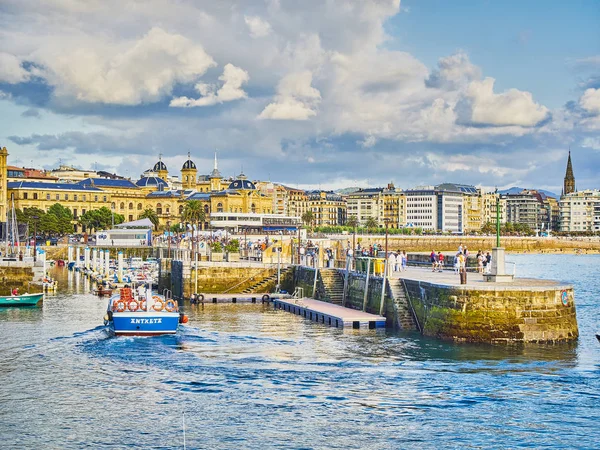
[384,218,390,258]
[32,215,39,262]
[495,188,500,248]
[167,220,172,259]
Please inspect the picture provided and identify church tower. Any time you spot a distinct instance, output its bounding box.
[181,152,197,190]
[563,150,575,196]
[209,152,222,192]
[0,146,8,228]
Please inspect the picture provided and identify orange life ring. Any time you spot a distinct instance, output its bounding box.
[165,300,177,312]
[128,300,139,312]
[139,300,147,311]
[115,300,126,313]
[152,297,164,311]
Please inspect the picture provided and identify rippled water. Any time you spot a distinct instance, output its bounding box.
[1,255,598,449]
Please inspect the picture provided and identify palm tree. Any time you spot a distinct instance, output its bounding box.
[139,208,159,231]
[301,210,315,231]
[182,200,206,255]
[346,216,359,229]
[365,216,378,234]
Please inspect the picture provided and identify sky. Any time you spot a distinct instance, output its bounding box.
[0,0,599,193]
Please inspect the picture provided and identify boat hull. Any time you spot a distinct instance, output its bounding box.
[0,293,43,307]
[109,312,180,336]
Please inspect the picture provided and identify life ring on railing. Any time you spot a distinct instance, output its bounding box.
[197,294,205,302]
[165,299,177,312]
[115,300,126,313]
[128,300,139,312]
[262,294,270,302]
[139,300,147,311]
[152,296,164,311]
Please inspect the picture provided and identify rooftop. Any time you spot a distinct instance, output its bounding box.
[8,181,103,191]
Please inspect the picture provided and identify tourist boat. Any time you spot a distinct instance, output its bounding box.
[0,293,44,307]
[104,286,188,336]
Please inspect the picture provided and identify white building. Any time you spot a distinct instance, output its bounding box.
[559,190,600,232]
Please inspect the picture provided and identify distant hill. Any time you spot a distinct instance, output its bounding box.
[336,187,362,195]
[499,187,558,199]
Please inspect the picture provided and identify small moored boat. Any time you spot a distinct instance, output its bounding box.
[0,293,44,307]
[104,286,187,336]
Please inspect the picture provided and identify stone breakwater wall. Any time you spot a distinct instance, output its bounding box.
[346,236,600,253]
[0,263,43,295]
[291,266,578,344]
[403,280,578,343]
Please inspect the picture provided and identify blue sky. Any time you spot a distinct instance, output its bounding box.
[0,0,598,193]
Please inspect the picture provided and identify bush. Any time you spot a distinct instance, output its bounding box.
[225,239,240,253]
[210,242,223,253]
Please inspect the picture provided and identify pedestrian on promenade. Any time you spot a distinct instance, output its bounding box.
[458,243,463,254]
[402,251,407,271]
[458,252,466,273]
[430,250,437,271]
[454,252,460,273]
[485,252,492,273]
[477,251,484,273]
[388,251,397,273]
[437,252,445,272]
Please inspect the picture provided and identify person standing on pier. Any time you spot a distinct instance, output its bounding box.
[430,250,437,271]
[388,251,397,273]
[402,251,407,271]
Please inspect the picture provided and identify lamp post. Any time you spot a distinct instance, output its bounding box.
[32,215,39,262]
[167,220,172,259]
[495,188,500,248]
[384,218,390,258]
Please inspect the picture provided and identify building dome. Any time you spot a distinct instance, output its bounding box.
[228,179,256,190]
[182,159,196,170]
[153,160,167,172]
[136,176,168,188]
[182,152,197,170]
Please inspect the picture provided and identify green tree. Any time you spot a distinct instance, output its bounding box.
[78,207,124,233]
[481,222,495,235]
[46,203,74,235]
[182,200,207,254]
[139,208,159,231]
[346,216,359,229]
[301,210,315,230]
[364,216,378,234]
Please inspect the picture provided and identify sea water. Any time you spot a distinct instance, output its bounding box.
[0,254,598,449]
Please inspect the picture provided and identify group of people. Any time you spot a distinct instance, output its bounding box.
[388,250,408,272]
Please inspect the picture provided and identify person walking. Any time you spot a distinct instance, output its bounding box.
[402,251,407,271]
[430,250,437,271]
[437,252,445,272]
[388,251,397,273]
[477,251,484,273]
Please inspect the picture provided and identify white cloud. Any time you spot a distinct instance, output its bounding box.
[36,27,216,105]
[581,137,600,150]
[170,63,249,107]
[426,51,481,90]
[579,88,600,114]
[457,77,549,127]
[0,52,30,84]
[244,15,272,38]
[259,71,321,120]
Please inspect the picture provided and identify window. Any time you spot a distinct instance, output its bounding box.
[120,202,125,210]
[23,193,28,200]
[83,195,86,201]
[65,194,69,200]
[33,193,38,200]
[156,203,162,215]
[56,194,59,200]
[94,196,98,202]
[137,203,142,210]
[46,194,50,200]
[103,196,107,202]
[74,195,78,201]
[129,203,133,210]
[73,208,78,219]
[179,205,184,214]
[217,203,223,213]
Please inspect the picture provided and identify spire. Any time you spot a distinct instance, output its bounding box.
[563,149,575,196]
[187,151,191,159]
[210,151,221,179]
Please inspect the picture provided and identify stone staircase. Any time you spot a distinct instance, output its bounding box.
[241,268,289,294]
[319,269,345,305]
[388,279,419,331]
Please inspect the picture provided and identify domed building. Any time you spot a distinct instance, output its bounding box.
[153,155,168,181]
[209,171,272,215]
[136,176,168,190]
[181,152,198,190]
